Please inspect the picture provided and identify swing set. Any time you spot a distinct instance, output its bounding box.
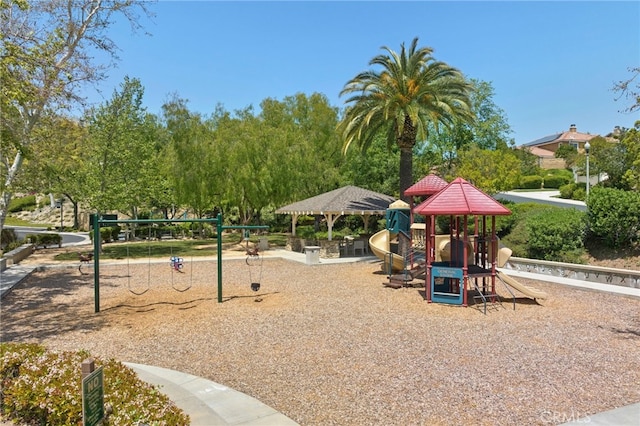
[243,229,264,300]
[90,213,268,313]
[122,225,194,295]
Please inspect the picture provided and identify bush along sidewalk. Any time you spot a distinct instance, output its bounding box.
[25,233,62,248]
[0,342,190,425]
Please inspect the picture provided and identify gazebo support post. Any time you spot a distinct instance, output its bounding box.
[324,213,342,241]
[291,214,299,236]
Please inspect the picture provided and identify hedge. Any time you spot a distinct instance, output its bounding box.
[543,174,571,189]
[526,208,587,263]
[519,175,543,189]
[25,233,62,248]
[7,195,36,213]
[587,187,640,248]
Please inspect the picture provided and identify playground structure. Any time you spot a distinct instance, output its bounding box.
[90,213,267,313]
[368,175,547,310]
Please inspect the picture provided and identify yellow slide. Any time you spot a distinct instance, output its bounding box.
[497,271,548,300]
[369,230,406,272]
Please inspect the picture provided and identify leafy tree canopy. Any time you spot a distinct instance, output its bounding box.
[0,0,152,232]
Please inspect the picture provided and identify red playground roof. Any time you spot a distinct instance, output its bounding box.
[413,178,512,216]
[404,174,448,196]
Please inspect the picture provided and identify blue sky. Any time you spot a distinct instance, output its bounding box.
[84,1,640,145]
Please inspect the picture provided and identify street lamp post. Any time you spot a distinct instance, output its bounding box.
[584,141,591,198]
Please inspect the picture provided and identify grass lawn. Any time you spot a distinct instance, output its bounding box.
[4,217,51,227]
[54,233,290,261]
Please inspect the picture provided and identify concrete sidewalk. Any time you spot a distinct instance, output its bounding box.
[497,190,587,211]
[559,402,640,425]
[126,363,298,425]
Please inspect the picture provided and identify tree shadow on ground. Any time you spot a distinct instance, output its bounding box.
[0,270,107,342]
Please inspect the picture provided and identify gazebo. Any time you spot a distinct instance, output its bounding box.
[275,185,396,241]
[413,178,512,307]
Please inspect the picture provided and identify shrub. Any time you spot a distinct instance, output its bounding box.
[500,203,576,259]
[559,183,587,201]
[559,183,575,199]
[7,195,36,213]
[500,220,529,257]
[526,208,587,262]
[0,342,189,425]
[493,199,517,237]
[95,226,121,243]
[25,233,62,248]
[100,227,112,242]
[519,175,543,189]
[2,240,23,253]
[572,187,586,201]
[296,225,316,239]
[587,186,640,248]
[509,202,554,221]
[0,228,17,248]
[543,174,571,189]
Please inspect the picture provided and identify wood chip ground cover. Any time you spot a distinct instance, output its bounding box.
[1,256,639,425]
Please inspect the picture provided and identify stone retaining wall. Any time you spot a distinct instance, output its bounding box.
[1,244,35,271]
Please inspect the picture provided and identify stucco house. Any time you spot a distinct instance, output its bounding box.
[520,124,597,169]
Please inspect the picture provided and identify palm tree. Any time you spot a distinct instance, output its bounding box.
[338,37,474,201]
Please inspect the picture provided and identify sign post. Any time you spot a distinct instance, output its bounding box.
[81,359,104,426]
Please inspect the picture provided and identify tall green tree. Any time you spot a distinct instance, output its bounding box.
[454,146,521,194]
[554,143,579,169]
[18,113,87,228]
[0,0,151,232]
[340,134,400,197]
[81,77,161,217]
[260,93,343,201]
[418,79,513,175]
[220,93,342,224]
[162,96,224,220]
[338,38,474,202]
[619,122,640,191]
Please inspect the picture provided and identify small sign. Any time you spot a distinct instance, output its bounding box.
[432,266,463,279]
[82,366,104,426]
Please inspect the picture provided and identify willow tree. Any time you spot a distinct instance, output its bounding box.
[338,37,474,201]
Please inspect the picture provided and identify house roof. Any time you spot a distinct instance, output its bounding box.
[275,185,396,216]
[522,129,595,148]
[413,178,512,216]
[527,146,556,157]
[404,174,448,196]
[522,132,562,147]
[556,130,594,143]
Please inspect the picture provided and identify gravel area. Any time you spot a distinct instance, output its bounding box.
[1,254,639,425]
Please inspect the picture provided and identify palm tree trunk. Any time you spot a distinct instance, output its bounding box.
[399,147,413,202]
[399,115,417,202]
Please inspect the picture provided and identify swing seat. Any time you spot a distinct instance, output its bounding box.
[78,253,93,274]
[170,256,184,271]
[251,282,261,292]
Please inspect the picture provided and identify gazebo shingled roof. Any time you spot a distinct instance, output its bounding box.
[413,177,511,216]
[276,185,396,240]
[276,185,395,215]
